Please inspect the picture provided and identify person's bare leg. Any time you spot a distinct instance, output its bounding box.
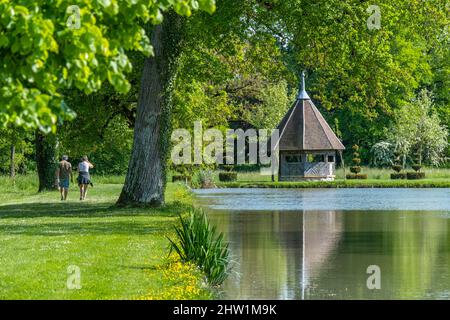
[59,187,64,200]
[79,185,84,200]
[83,184,89,200]
[64,188,69,200]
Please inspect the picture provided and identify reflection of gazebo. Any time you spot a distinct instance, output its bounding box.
[275,72,345,181]
[216,208,343,300]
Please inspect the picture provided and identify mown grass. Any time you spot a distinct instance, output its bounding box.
[220,179,450,188]
[335,167,450,180]
[215,166,450,188]
[0,175,212,300]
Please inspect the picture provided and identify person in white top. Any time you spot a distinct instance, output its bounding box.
[77,155,94,200]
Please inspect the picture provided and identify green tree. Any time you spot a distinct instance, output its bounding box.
[0,127,33,177]
[118,1,295,205]
[0,0,216,190]
[117,13,187,206]
[0,0,215,132]
[387,89,448,165]
[269,0,448,154]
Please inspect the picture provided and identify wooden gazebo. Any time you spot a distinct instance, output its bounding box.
[275,72,345,181]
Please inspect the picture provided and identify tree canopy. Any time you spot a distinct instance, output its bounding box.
[0,0,216,132]
[1,0,448,198]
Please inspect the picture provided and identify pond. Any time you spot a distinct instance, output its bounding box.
[193,188,450,300]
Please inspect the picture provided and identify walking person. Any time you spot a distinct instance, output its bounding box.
[55,155,73,201]
[77,156,94,201]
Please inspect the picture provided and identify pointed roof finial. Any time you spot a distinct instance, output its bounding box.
[297,71,310,100]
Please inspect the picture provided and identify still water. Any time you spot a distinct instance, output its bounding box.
[194,188,450,300]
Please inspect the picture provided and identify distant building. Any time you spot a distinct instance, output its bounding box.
[275,72,345,181]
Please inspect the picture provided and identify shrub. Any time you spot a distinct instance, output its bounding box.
[371,141,394,167]
[197,170,216,189]
[219,172,237,182]
[412,150,422,173]
[348,145,367,179]
[350,166,361,174]
[172,175,192,183]
[168,209,230,287]
[346,173,368,179]
[407,172,426,180]
[391,151,404,178]
[391,173,407,179]
[221,165,234,172]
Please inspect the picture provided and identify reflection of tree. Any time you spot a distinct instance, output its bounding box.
[391,214,449,299]
[309,211,449,299]
[218,211,289,300]
[209,208,449,300]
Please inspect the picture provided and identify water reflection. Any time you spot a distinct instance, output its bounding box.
[195,189,450,300]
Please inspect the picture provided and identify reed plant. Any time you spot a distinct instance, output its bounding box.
[168,209,230,287]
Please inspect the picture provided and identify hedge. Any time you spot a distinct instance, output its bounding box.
[346,173,368,180]
[172,175,192,183]
[219,172,238,182]
[391,173,407,180]
[407,172,426,180]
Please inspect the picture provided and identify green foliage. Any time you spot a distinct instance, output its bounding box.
[242,80,294,129]
[391,151,403,174]
[58,51,143,174]
[168,209,230,286]
[172,10,293,130]
[371,141,394,167]
[387,89,448,165]
[0,0,216,132]
[269,0,449,154]
[172,175,192,183]
[350,166,361,174]
[391,173,407,180]
[348,144,366,178]
[407,172,425,180]
[408,149,425,179]
[218,172,237,182]
[195,169,215,189]
[65,116,133,175]
[221,165,234,172]
[0,127,34,174]
[412,149,422,172]
[220,179,450,189]
[346,173,368,180]
[88,117,134,175]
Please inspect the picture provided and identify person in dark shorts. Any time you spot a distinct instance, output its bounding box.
[77,155,94,200]
[55,155,73,201]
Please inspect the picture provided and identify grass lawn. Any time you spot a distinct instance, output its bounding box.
[0,176,212,300]
[220,179,450,188]
[215,166,450,188]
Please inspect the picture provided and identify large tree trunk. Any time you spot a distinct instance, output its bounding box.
[36,131,58,192]
[117,14,184,207]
